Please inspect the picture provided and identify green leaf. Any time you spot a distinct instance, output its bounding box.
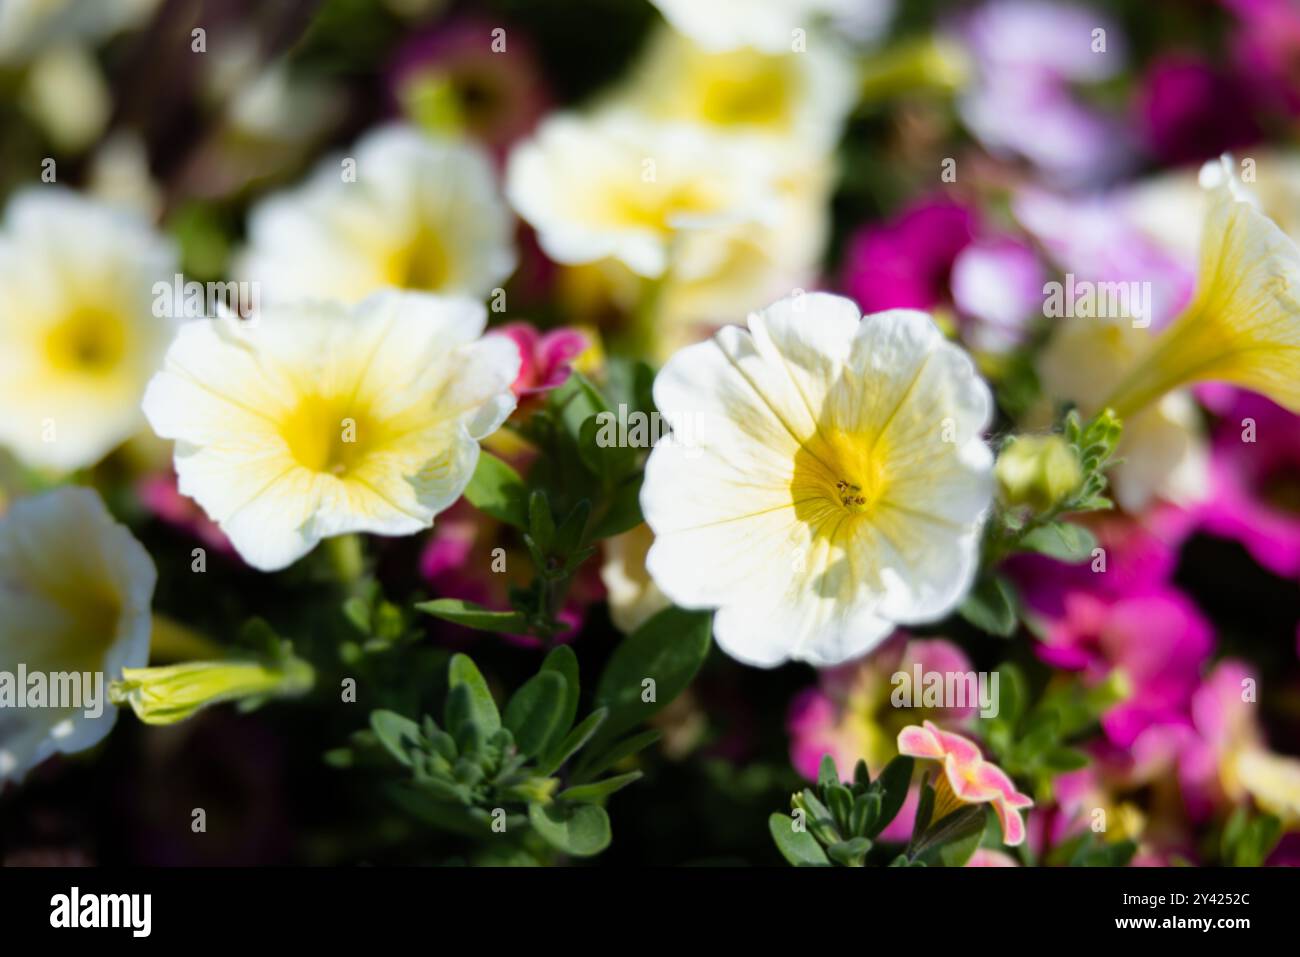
[936,815,986,867]
[553,500,592,556]
[589,475,644,540]
[850,791,881,838]
[528,802,611,858]
[503,671,567,759]
[768,813,831,867]
[1020,521,1098,562]
[446,654,500,736]
[463,452,529,527]
[592,606,712,745]
[528,490,556,554]
[870,755,914,838]
[539,707,608,775]
[1041,747,1090,772]
[574,729,662,783]
[959,574,1019,637]
[578,414,637,481]
[416,598,528,634]
[539,645,580,751]
[817,754,840,791]
[369,710,421,767]
[557,771,643,804]
[827,837,872,867]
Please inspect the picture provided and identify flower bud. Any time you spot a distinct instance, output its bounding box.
[110,654,314,726]
[995,434,1082,512]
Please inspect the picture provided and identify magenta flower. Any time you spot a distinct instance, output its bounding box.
[1198,388,1300,579]
[840,198,976,315]
[839,197,1042,352]
[1137,54,1262,166]
[898,721,1034,846]
[1034,588,1213,749]
[1222,0,1300,115]
[491,321,588,401]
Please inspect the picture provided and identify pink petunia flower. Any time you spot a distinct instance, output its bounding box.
[490,321,588,401]
[898,720,1034,846]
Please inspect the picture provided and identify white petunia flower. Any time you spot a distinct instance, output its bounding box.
[641,293,994,667]
[647,0,866,54]
[605,25,856,149]
[0,487,155,784]
[236,125,516,305]
[0,188,177,472]
[506,111,782,280]
[141,291,519,572]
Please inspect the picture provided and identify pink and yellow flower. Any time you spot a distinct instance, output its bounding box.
[897,720,1034,846]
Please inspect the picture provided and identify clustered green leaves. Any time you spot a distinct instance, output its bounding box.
[329,607,711,862]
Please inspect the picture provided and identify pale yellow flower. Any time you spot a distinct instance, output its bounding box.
[0,487,155,783]
[111,655,314,726]
[141,291,519,572]
[605,25,855,148]
[0,188,176,472]
[237,124,516,305]
[642,293,993,667]
[646,0,863,54]
[600,523,671,634]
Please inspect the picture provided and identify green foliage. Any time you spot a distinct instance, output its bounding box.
[1220,807,1283,866]
[330,649,665,861]
[769,754,1003,868]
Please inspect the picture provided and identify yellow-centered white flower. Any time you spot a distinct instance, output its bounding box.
[506,111,782,280]
[0,487,155,784]
[141,291,519,572]
[236,125,516,305]
[0,188,176,472]
[646,0,861,54]
[641,293,994,667]
[606,25,856,149]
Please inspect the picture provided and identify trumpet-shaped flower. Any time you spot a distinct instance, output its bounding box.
[0,188,176,471]
[506,111,783,280]
[236,125,515,305]
[1103,159,1300,419]
[141,291,519,572]
[0,487,155,784]
[646,0,863,54]
[897,720,1033,846]
[641,293,994,667]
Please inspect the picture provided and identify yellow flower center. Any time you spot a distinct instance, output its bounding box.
[280,395,374,476]
[607,179,723,236]
[791,429,890,528]
[44,307,127,375]
[693,55,794,130]
[386,225,450,291]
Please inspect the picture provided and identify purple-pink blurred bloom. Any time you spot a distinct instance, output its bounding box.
[1222,0,1300,115]
[388,18,550,157]
[1197,388,1300,579]
[840,196,1041,351]
[1138,54,1263,166]
[955,0,1133,186]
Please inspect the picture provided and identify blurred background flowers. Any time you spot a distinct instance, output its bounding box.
[1,0,1298,867]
